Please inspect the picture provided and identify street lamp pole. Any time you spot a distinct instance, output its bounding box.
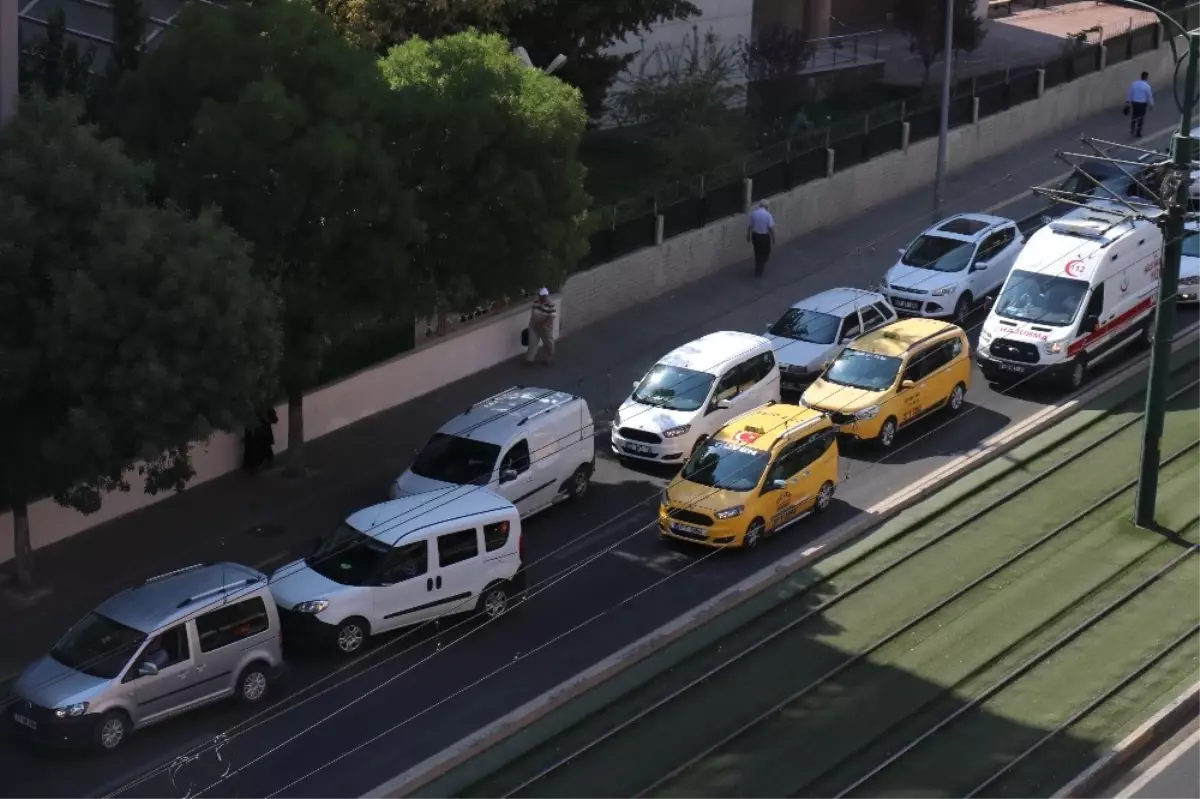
[1134,28,1198,527]
[0,0,17,124]
[932,0,956,221]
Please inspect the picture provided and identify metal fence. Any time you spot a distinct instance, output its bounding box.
[581,19,1166,271]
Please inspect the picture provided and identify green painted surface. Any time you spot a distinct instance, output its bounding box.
[444,362,1200,799]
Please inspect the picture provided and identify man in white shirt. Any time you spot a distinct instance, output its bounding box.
[526,287,557,365]
[747,200,776,277]
[1126,72,1154,138]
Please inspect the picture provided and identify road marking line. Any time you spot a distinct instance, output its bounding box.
[1115,727,1200,799]
[254,551,289,570]
[981,122,1179,215]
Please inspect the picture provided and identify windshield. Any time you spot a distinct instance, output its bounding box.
[769,308,841,345]
[901,234,975,273]
[305,523,391,586]
[410,433,500,486]
[824,349,902,392]
[681,439,771,492]
[1183,233,1200,259]
[994,270,1090,327]
[632,364,716,413]
[50,612,146,680]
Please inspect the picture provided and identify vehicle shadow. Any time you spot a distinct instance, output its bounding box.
[838,401,1012,466]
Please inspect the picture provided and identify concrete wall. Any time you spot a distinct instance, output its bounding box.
[0,38,1170,562]
[0,302,559,562]
[560,40,1173,335]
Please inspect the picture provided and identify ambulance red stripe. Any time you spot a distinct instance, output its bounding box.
[1067,295,1155,357]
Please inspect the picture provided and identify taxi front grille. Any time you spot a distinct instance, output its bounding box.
[829,412,856,425]
[667,508,713,527]
[619,427,662,444]
[991,338,1041,364]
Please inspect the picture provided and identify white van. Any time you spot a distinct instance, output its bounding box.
[271,489,524,655]
[977,204,1160,389]
[391,387,595,519]
[611,331,781,464]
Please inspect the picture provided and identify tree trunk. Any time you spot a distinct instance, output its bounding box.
[12,499,34,589]
[283,389,305,478]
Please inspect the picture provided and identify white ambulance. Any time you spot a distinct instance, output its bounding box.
[977,204,1161,390]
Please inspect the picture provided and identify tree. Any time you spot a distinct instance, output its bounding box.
[894,0,987,84]
[308,0,699,121]
[610,27,746,182]
[112,0,420,476]
[379,30,589,318]
[19,10,95,100]
[0,94,281,588]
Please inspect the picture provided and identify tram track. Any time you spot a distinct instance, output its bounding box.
[457,363,1200,799]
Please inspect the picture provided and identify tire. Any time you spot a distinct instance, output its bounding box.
[566,465,591,500]
[93,710,130,752]
[953,294,973,326]
[947,382,967,414]
[236,663,271,705]
[477,582,511,620]
[333,617,368,656]
[742,518,766,550]
[876,417,899,449]
[1066,357,1088,390]
[1138,320,1154,348]
[814,481,835,512]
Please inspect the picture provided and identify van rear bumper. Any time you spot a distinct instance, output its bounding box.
[976,351,1071,383]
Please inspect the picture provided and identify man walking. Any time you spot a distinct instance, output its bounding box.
[526,287,557,365]
[1126,72,1154,138]
[747,200,776,278]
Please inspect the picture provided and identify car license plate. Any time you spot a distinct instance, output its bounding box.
[13,713,36,730]
[894,299,921,311]
[671,523,704,535]
[624,443,654,455]
[997,362,1026,373]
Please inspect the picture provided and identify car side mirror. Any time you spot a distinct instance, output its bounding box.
[983,296,995,310]
[1081,314,1099,334]
[499,468,519,484]
[138,662,159,678]
[972,260,990,271]
[897,247,905,256]
[841,328,860,342]
[715,398,733,410]
[901,379,915,391]
[772,478,787,490]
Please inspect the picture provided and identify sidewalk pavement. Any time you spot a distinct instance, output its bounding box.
[0,94,1168,682]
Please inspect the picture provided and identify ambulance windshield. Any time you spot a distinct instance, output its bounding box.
[994,271,1090,327]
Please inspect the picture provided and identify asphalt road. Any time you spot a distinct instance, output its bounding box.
[1,115,1195,799]
[1105,720,1200,799]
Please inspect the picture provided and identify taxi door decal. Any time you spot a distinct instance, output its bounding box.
[771,486,801,528]
[900,388,922,424]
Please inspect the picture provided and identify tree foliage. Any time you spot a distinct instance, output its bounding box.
[0,95,281,587]
[894,0,987,83]
[379,29,588,314]
[18,9,95,100]
[111,0,420,472]
[310,0,699,121]
[610,27,745,181]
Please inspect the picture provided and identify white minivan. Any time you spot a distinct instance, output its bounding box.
[883,213,1025,324]
[271,488,524,655]
[977,204,1160,389]
[391,387,595,518]
[611,331,781,464]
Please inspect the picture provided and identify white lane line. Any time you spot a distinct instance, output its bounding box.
[254,551,289,570]
[1116,727,1200,798]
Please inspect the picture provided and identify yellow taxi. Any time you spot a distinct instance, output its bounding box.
[801,318,970,449]
[659,403,838,549]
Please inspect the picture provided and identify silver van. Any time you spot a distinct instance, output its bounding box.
[9,562,284,752]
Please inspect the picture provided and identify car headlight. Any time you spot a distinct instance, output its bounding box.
[662,425,691,439]
[714,506,744,520]
[931,286,955,297]
[294,600,330,614]
[1043,341,1063,355]
[979,330,994,345]
[54,702,89,718]
[854,406,880,421]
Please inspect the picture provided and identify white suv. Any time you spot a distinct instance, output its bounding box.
[883,214,1024,324]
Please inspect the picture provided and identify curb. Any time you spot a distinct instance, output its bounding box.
[366,323,1200,799]
[1054,682,1200,799]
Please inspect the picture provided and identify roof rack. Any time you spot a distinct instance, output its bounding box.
[144,563,206,585]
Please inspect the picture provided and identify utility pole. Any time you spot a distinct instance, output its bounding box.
[1135,29,1198,527]
[0,0,16,124]
[932,0,956,221]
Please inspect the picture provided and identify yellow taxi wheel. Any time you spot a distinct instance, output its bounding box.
[815,481,835,511]
[948,383,967,414]
[742,519,766,549]
[876,417,898,449]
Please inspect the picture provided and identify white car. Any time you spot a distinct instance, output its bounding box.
[765,287,898,391]
[1181,221,1199,303]
[882,213,1025,325]
[611,331,781,465]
